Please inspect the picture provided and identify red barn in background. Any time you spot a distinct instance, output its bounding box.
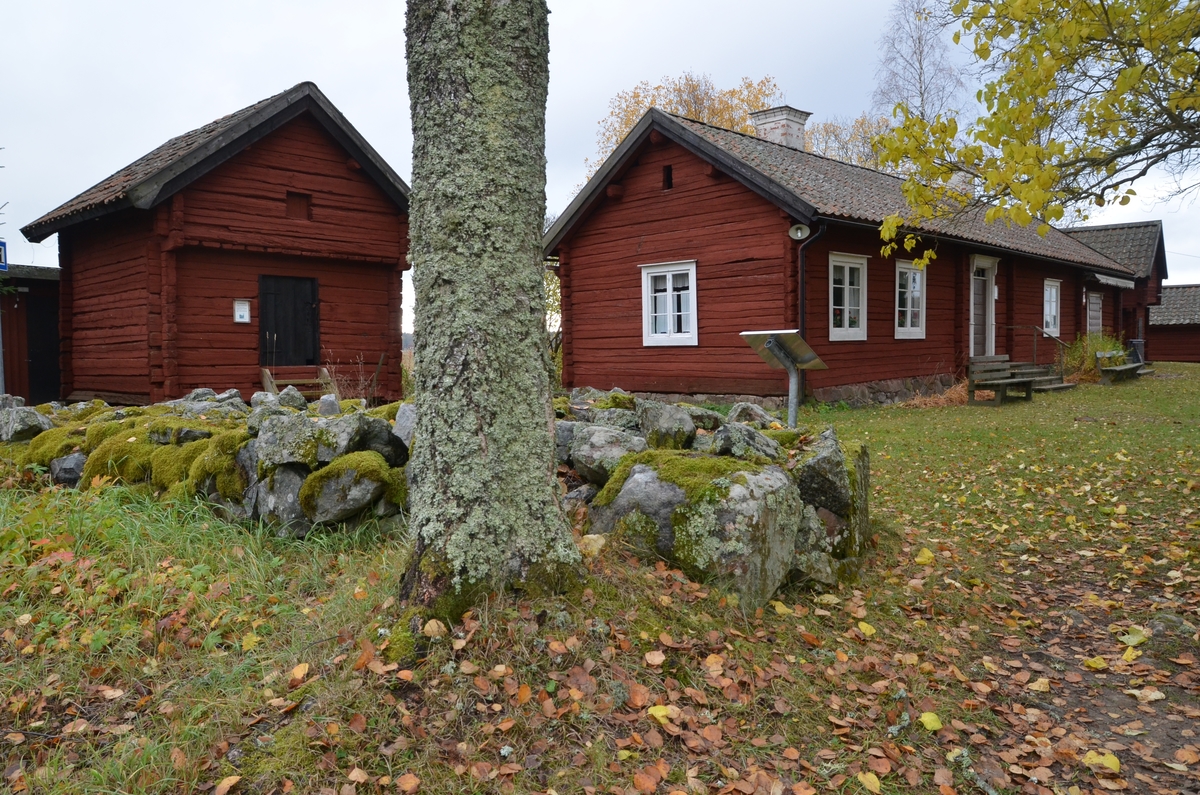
[1147,285,1200,363]
[21,82,409,405]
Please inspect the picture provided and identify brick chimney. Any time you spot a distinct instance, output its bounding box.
[749,105,812,150]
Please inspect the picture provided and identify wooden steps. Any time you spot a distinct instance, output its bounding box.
[261,367,340,400]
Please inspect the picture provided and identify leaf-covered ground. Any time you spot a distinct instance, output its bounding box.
[0,364,1196,795]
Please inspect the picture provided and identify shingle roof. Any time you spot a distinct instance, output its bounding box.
[545,108,1132,275]
[1062,221,1163,279]
[1,264,60,281]
[22,82,409,242]
[666,114,1131,274]
[1149,284,1200,325]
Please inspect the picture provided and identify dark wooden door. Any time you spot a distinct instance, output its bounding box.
[259,276,320,367]
[25,291,61,403]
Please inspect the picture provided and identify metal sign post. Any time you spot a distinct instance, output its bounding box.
[739,329,827,428]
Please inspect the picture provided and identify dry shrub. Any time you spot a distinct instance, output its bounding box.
[898,380,972,408]
[324,354,380,403]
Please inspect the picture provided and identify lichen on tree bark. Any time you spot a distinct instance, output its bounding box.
[402,0,578,610]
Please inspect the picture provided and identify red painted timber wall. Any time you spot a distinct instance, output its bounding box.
[178,113,405,263]
[173,249,396,397]
[60,211,152,399]
[1146,325,1200,362]
[561,139,794,396]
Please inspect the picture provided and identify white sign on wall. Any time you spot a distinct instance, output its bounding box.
[233,300,251,324]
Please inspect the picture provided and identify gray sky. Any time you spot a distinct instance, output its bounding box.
[4,0,1198,318]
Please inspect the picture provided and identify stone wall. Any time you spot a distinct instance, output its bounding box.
[811,373,956,407]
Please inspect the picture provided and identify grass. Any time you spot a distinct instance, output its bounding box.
[0,364,1196,794]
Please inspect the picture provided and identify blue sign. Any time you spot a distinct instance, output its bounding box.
[0,240,7,272]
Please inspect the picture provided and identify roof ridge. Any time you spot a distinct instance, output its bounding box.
[1064,220,1162,232]
[662,110,909,183]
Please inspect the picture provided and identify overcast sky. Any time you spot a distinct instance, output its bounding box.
[4,0,1198,313]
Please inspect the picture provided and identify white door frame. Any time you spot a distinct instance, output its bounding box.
[970,255,998,357]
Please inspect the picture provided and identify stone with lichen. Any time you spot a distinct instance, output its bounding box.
[569,425,648,486]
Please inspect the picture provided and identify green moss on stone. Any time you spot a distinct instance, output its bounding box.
[763,429,803,448]
[592,392,636,410]
[339,399,366,413]
[64,400,109,424]
[145,416,219,444]
[85,420,136,453]
[593,450,762,508]
[23,426,86,468]
[81,431,156,486]
[297,451,406,515]
[188,430,252,501]
[366,401,403,421]
[552,396,574,419]
[150,439,211,492]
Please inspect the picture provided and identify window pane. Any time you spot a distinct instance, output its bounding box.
[848,286,860,310]
[848,267,859,288]
[910,272,921,298]
[652,274,667,293]
[672,272,689,292]
[833,265,845,287]
[898,271,909,292]
[848,306,860,328]
[911,308,920,328]
[833,307,843,327]
[833,285,844,311]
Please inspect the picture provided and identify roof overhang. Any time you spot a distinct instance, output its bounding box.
[1089,272,1136,290]
[22,82,409,243]
[543,108,816,256]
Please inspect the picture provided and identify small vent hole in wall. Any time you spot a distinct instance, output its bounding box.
[286,191,312,220]
[662,165,673,190]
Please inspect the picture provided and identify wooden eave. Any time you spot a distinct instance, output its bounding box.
[22,82,409,243]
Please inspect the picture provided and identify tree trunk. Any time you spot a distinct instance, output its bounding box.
[402,0,577,614]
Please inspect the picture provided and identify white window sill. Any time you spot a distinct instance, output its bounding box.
[829,330,867,342]
[894,329,926,340]
[643,335,698,347]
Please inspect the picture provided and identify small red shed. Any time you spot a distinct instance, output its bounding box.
[544,107,1152,404]
[21,82,410,405]
[1147,285,1200,363]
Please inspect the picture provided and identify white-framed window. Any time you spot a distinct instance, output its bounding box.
[829,253,867,341]
[895,260,925,339]
[1043,279,1061,337]
[641,260,698,346]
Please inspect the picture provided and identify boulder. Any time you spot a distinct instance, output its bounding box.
[247,404,290,435]
[0,406,54,442]
[588,464,687,542]
[277,385,308,411]
[215,389,244,404]
[316,394,341,416]
[727,402,775,428]
[710,422,781,460]
[256,464,311,536]
[0,395,26,410]
[602,464,807,610]
[678,404,724,431]
[790,428,851,516]
[636,401,696,449]
[299,451,397,525]
[361,415,408,467]
[251,391,279,409]
[50,452,88,488]
[255,413,365,468]
[554,421,579,465]
[568,425,647,486]
[194,438,258,521]
[392,403,417,452]
[184,388,218,402]
[590,408,640,433]
[148,425,213,445]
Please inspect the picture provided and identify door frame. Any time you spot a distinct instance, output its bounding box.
[969,254,998,357]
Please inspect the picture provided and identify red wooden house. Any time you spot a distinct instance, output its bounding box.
[1063,221,1167,345]
[544,107,1153,403]
[1147,285,1200,363]
[21,82,409,405]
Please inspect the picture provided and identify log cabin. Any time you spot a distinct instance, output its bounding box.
[544,106,1158,404]
[1,264,61,404]
[20,82,409,405]
[1147,285,1200,363]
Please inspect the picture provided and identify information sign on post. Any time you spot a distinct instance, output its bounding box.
[0,240,8,272]
[739,329,826,429]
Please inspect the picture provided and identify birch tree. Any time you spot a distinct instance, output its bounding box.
[402,0,578,614]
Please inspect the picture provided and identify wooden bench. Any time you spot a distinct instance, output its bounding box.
[1095,352,1143,385]
[968,355,1035,406]
[261,367,340,400]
